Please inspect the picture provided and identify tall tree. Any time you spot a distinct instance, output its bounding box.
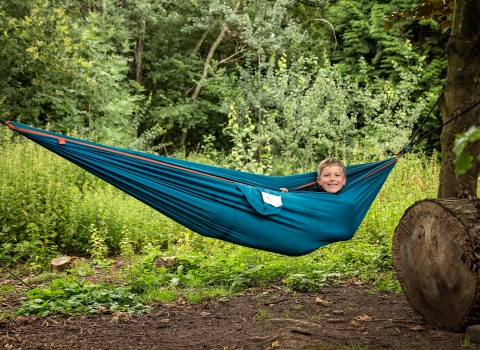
[392,0,480,329]
[437,0,480,197]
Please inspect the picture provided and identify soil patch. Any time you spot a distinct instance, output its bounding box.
[0,283,477,350]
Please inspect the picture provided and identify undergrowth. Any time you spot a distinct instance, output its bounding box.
[17,278,152,317]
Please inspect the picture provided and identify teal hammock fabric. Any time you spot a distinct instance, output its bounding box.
[2,121,397,256]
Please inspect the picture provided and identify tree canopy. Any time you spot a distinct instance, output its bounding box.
[1,0,453,173]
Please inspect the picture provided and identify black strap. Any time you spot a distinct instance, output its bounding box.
[410,91,445,144]
[0,260,34,289]
[412,98,480,147]
[397,93,480,157]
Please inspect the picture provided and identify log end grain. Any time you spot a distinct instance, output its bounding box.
[393,199,478,328]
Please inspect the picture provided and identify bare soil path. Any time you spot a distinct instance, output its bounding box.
[1,283,477,350]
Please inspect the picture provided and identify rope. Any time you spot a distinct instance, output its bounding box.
[3,121,242,185]
[397,93,480,158]
[0,260,34,290]
[412,98,480,147]
[410,90,445,144]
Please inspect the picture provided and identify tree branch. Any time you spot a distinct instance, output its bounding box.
[303,18,337,55]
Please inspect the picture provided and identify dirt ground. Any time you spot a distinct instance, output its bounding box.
[1,282,478,350]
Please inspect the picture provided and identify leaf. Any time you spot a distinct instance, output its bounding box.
[383,22,393,30]
[170,277,179,287]
[356,314,373,321]
[431,0,444,9]
[453,126,480,177]
[315,297,329,306]
[441,20,453,32]
[416,3,433,18]
[453,151,473,177]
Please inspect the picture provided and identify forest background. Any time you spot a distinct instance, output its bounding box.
[0,0,451,315]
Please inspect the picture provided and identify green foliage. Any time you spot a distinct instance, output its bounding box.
[310,0,447,155]
[119,226,135,259]
[223,103,273,173]
[460,334,471,348]
[17,278,152,317]
[453,126,480,177]
[253,307,270,320]
[0,129,175,263]
[0,0,141,143]
[0,0,447,157]
[88,224,109,261]
[386,0,454,32]
[219,52,427,174]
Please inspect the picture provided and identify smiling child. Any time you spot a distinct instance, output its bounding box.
[280,157,346,193]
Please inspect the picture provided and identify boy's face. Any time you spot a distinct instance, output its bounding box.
[317,165,346,193]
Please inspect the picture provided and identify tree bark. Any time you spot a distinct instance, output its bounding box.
[134,18,146,85]
[437,0,480,198]
[191,21,217,57]
[393,198,480,328]
[134,17,146,139]
[102,0,106,17]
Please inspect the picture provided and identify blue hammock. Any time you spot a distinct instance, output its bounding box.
[2,121,397,256]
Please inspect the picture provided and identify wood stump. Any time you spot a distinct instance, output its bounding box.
[393,198,480,328]
[49,256,77,272]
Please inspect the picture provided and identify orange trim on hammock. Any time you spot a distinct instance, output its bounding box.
[6,121,397,191]
[290,181,317,191]
[5,121,16,130]
[359,158,397,180]
[8,123,237,185]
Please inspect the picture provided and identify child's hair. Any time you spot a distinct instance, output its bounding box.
[317,157,346,177]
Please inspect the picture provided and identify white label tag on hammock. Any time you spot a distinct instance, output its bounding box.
[262,192,282,207]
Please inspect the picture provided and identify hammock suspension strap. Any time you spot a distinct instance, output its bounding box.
[397,91,480,158]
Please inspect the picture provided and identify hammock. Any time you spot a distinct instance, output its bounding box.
[2,121,397,256]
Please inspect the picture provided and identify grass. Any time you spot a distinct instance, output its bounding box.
[140,288,178,304]
[253,307,270,320]
[0,128,442,316]
[461,334,471,348]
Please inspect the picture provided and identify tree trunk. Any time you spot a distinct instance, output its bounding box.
[134,17,146,138]
[180,23,227,147]
[437,0,480,198]
[191,21,217,57]
[102,0,106,17]
[393,0,480,329]
[393,198,480,328]
[134,18,146,85]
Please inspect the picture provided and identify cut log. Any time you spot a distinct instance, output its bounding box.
[50,256,77,272]
[393,198,480,328]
